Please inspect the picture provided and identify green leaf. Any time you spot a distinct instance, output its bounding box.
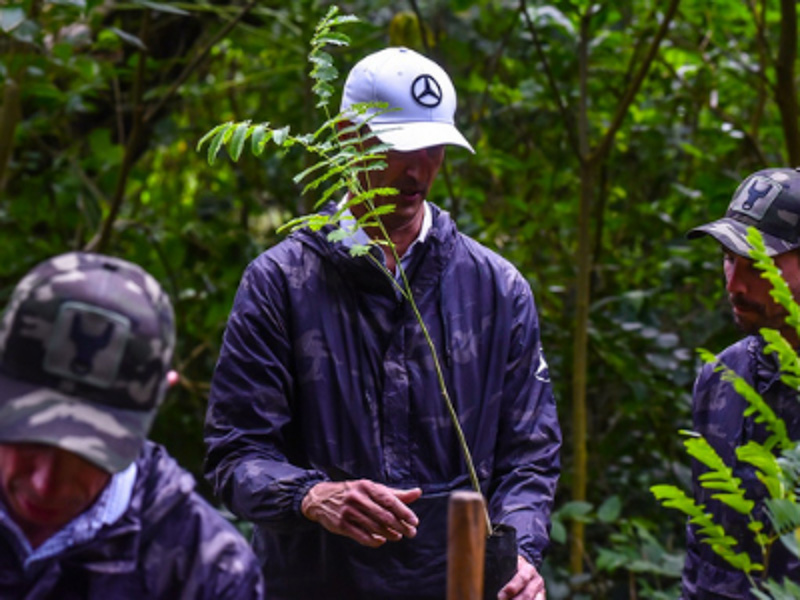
[327,227,357,243]
[737,441,783,499]
[313,64,339,83]
[229,121,251,161]
[710,493,754,514]
[272,126,291,146]
[312,81,335,105]
[309,51,334,69]
[328,15,359,26]
[348,243,373,258]
[196,122,229,152]
[557,500,594,521]
[779,529,800,560]
[315,32,350,47]
[251,123,269,156]
[549,519,566,545]
[597,495,622,523]
[766,499,800,535]
[108,27,147,51]
[135,0,190,15]
[207,122,234,166]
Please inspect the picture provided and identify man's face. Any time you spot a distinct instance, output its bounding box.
[357,137,445,233]
[723,247,800,340]
[0,443,111,547]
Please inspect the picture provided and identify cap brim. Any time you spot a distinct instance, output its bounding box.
[0,371,152,473]
[687,217,800,257]
[371,121,475,154]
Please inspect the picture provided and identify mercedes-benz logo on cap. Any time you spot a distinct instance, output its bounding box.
[411,74,442,108]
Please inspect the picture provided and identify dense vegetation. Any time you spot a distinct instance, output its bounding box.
[2,1,798,597]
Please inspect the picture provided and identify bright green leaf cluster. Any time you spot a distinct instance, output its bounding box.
[308,6,359,108]
[682,436,754,515]
[747,227,800,344]
[651,484,758,573]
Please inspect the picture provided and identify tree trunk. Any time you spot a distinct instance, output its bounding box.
[569,11,593,575]
[0,79,21,196]
[775,0,799,165]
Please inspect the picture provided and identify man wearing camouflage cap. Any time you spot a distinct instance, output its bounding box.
[0,252,263,599]
[683,167,800,597]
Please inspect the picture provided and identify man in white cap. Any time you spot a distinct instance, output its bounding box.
[0,252,263,599]
[205,47,561,600]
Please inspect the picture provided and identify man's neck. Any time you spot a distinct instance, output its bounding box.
[365,219,422,271]
[345,200,431,273]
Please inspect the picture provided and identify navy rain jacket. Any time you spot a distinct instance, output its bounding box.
[0,441,263,599]
[683,336,800,598]
[205,202,562,599]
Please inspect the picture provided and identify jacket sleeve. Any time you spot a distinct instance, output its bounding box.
[487,275,562,567]
[203,257,328,529]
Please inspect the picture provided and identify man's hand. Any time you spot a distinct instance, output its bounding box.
[301,480,422,547]
[497,555,545,600]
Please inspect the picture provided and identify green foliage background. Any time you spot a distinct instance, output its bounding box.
[2,0,798,597]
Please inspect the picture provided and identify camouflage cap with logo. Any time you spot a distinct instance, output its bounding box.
[688,167,800,257]
[0,252,175,473]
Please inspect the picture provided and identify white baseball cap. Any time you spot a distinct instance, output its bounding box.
[340,47,474,153]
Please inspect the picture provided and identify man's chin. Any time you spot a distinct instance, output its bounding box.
[732,315,761,336]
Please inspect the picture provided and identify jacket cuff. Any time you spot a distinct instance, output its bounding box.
[293,475,329,518]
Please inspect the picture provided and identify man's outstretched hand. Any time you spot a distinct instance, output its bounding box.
[301,480,422,547]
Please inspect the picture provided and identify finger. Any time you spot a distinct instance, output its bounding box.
[499,556,543,600]
[392,486,423,505]
[339,498,406,542]
[334,515,388,547]
[382,486,422,519]
[498,573,525,600]
[365,485,420,535]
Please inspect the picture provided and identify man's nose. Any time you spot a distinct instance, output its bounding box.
[403,148,438,175]
[725,255,755,294]
[29,449,61,497]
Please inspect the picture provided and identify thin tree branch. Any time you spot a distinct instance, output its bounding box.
[775,0,799,164]
[520,0,581,158]
[658,56,768,165]
[143,0,258,124]
[112,74,125,147]
[69,155,113,208]
[680,7,770,89]
[745,0,775,84]
[85,11,151,252]
[407,0,431,54]
[592,0,681,163]
[0,79,21,196]
[475,4,523,121]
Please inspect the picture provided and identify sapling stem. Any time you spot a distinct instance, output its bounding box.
[352,175,492,537]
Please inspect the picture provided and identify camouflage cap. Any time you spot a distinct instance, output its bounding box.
[0,252,175,473]
[688,167,800,257]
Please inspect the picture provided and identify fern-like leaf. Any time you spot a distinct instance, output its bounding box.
[229,121,252,161]
[747,227,800,341]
